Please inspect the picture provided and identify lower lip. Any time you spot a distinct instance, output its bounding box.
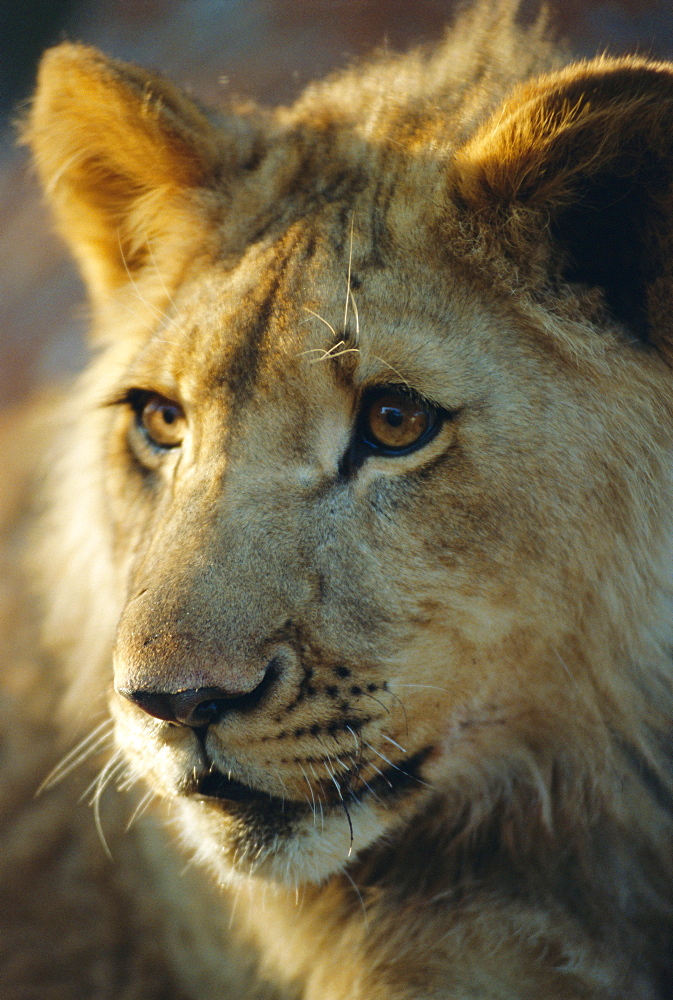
[196,770,270,804]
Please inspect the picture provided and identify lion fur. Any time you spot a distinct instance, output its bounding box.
[3,2,673,997]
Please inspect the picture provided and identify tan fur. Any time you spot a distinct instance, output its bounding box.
[4,2,673,996]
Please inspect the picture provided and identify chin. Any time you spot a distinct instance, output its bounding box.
[170,791,395,886]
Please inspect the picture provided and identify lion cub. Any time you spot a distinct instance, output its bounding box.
[2,1,673,997]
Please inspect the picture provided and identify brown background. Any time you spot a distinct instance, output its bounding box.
[2,0,672,408]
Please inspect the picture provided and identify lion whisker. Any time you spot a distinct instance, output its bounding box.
[366,761,393,789]
[116,229,190,339]
[362,740,398,771]
[348,288,360,343]
[359,775,383,804]
[380,733,407,753]
[300,342,360,363]
[227,880,243,932]
[362,740,430,789]
[299,764,318,826]
[96,291,180,345]
[553,648,582,691]
[389,683,450,692]
[125,787,157,831]
[343,213,355,337]
[372,355,411,387]
[341,867,368,926]
[37,719,115,794]
[360,691,390,715]
[301,306,338,339]
[87,750,126,860]
[333,755,352,775]
[340,798,355,857]
[346,724,362,754]
[307,761,326,830]
[145,238,182,316]
[380,685,409,735]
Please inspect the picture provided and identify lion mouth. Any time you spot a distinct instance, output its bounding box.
[192,746,434,811]
[196,769,275,805]
[193,769,310,820]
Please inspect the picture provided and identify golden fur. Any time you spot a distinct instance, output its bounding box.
[3,2,673,996]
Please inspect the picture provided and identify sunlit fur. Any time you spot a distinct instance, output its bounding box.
[3,1,673,996]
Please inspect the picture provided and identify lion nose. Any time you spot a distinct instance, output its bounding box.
[119,687,234,726]
[118,669,276,727]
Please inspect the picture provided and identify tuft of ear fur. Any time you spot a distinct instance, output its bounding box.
[454,57,673,346]
[22,44,253,309]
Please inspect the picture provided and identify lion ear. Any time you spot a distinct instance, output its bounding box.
[23,43,251,310]
[454,58,673,346]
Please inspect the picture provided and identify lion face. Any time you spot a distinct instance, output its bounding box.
[101,216,637,885]
[26,42,673,890]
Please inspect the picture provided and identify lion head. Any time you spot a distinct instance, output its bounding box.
[24,23,673,899]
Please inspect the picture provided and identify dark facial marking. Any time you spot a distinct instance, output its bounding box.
[286,663,318,712]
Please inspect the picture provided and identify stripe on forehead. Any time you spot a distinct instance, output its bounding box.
[215,224,314,410]
[215,208,360,410]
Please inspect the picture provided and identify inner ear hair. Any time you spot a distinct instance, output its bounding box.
[552,162,666,341]
[21,43,245,307]
[454,57,673,348]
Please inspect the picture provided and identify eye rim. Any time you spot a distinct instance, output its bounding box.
[124,388,186,452]
[357,386,442,457]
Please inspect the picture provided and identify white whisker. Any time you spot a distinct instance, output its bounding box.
[307,761,326,829]
[37,719,115,793]
[300,341,360,363]
[227,881,242,931]
[362,741,429,788]
[299,764,318,825]
[346,725,362,754]
[368,761,393,789]
[359,775,383,803]
[116,229,189,338]
[349,288,360,343]
[146,239,180,314]
[372,355,410,387]
[363,740,398,771]
[125,787,157,831]
[88,751,126,860]
[390,683,451,693]
[381,733,407,753]
[343,213,355,336]
[342,867,368,926]
[302,306,337,339]
[553,648,582,691]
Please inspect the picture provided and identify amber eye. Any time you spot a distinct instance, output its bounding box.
[134,392,185,449]
[361,390,437,454]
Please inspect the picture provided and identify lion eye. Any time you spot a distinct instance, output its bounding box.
[136,393,185,449]
[361,390,437,454]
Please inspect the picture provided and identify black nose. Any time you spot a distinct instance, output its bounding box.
[121,687,235,726]
[121,681,274,726]
[117,658,279,726]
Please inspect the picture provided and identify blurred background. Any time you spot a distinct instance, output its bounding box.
[2,0,672,409]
